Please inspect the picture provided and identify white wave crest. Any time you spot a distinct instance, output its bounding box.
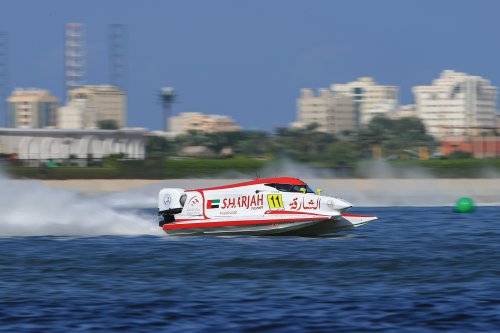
[0,176,162,237]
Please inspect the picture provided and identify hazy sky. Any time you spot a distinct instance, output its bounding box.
[1,0,500,131]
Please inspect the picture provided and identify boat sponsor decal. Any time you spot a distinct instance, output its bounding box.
[163,194,172,209]
[185,195,202,215]
[188,196,200,206]
[289,197,321,211]
[220,194,264,210]
[220,210,238,215]
[267,194,284,209]
[265,210,323,216]
[207,199,221,209]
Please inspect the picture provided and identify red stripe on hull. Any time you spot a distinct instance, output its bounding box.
[185,177,306,192]
[163,216,327,230]
[195,190,208,219]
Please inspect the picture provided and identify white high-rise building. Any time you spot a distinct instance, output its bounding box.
[331,77,399,126]
[413,70,498,138]
[291,88,356,134]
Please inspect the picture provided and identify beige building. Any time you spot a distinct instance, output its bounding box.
[170,112,240,135]
[7,88,59,128]
[393,104,417,119]
[58,99,99,129]
[331,77,399,126]
[413,70,498,138]
[291,88,356,134]
[67,85,126,128]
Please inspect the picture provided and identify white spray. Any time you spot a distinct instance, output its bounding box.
[1,158,497,237]
[0,175,162,237]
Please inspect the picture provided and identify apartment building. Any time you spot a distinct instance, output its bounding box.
[7,88,59,128]
[331,77,399,126]
[67,85,126,128]
[413,70,497,138]
[292,88,356,134]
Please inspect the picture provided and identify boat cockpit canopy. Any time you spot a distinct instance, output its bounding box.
[265,183,315,194]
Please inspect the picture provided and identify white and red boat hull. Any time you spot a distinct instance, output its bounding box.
[162,212,377,236]
[158,177,378,237]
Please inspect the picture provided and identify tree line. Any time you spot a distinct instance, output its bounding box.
[147,116,438,167]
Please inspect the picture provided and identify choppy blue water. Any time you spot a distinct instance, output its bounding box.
[1,207,500,332]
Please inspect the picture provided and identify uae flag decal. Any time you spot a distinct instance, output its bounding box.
[207,199,220,209]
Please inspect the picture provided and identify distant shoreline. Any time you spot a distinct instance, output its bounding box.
[35,178,500,206]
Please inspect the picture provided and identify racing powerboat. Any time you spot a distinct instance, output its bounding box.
[157,177,377,236]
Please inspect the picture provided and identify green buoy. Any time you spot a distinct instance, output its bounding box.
[455,197,475,213]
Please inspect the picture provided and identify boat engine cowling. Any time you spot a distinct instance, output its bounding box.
[158,188,186,216]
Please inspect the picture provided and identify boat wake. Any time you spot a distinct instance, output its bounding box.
[0,177,162,237]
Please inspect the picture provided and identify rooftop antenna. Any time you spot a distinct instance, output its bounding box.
[109,24,127,91]
[65,22,85,101]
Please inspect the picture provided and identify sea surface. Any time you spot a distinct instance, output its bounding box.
[2,206,500,332]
